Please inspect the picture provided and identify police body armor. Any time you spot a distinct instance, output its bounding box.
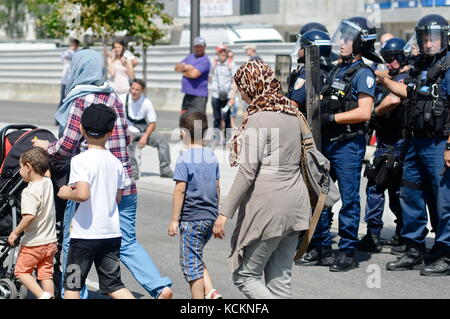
[403,54,450,138]
[371,86,404,144]
[321,62,373,141]
[287,63,333,100]
[364,77,407,191]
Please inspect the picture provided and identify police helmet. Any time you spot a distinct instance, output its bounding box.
[301,30,332,58]
[415,14,449,57]
[380,38,407,74]
[331,16,382,63]
[292,22,330,63]
[299,22,328,37]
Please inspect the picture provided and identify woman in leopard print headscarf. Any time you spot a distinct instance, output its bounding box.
[229,59,301,166]
[213,60,311,299]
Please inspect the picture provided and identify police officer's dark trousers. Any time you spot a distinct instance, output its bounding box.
[400,137,450,252]
[365,139,406,237]
[311,134,366,252]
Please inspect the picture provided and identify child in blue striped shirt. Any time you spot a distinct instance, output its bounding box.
[168,111,222,299]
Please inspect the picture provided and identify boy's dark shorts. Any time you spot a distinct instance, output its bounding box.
[63,237,125,294]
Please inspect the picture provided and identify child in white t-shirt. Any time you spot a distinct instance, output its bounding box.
[57,103,134,299]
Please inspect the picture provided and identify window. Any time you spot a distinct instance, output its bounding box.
[240,0,261,15]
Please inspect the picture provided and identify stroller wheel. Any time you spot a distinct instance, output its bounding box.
[17,283,27,299]
[0,279,18,299]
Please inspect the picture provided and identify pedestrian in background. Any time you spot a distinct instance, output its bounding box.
[107,40,135,95]
[227,50,240,129]
[213,60,311,299]
[244,44,262,62]
[120,79,173,179]
[168,111,223,299]
[59,38,80,108]
[123,43,139,69]
[210,44,237,143]
[174,37,211,114]
[240,44,263,123]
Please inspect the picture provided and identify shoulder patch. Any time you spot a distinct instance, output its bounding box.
[294,78,306,90]
[366,76,375,89]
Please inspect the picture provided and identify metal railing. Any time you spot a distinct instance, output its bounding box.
[0,43,295,89]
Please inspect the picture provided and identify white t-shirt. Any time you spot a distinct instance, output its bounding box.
[68,148,124,239]
[124,50,137,61]
[119,94,157,134]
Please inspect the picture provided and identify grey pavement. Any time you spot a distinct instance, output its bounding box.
[0,99,222,131]
[1,108,448,299]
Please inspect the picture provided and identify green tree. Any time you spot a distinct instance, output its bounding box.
[0,0,27,38]
[25,0,67,39]
[30,0,173,83]
[126,1,172,85]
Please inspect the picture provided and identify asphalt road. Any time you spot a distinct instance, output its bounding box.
[79,188,448,300]
[3,99,448,299]
[0,99,230,131]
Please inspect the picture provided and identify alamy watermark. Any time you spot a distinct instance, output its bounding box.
[366,264,381,289]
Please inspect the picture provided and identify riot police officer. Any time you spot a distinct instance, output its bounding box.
[380,14,450,276]
[298,16,381,272]
[287,22,329,109]
[359,38,410,253]
[288,29,334,114]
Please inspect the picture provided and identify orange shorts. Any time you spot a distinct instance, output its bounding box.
[15,242,58,281]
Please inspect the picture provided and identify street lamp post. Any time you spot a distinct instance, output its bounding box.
[190,0,200,53]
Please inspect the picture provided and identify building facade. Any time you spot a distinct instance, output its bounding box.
[160,0,450,42]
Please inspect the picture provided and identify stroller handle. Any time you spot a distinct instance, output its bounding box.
[0,124,38,166]
[1,124,38,142]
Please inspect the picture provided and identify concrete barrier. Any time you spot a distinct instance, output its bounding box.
[0,43,294,110]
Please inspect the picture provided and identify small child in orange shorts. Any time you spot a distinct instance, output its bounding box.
[7,147,57,299]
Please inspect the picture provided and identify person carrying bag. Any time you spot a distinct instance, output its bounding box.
[294,112,340,261]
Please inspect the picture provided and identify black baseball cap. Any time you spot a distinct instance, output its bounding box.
[81,103,117,137]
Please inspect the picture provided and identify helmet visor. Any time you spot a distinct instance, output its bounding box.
[331,21,361,57]
[403,33,419,56]
[416,28,446,56]
[290,36,303,62]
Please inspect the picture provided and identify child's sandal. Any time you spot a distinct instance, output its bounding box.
[205,288,223,299]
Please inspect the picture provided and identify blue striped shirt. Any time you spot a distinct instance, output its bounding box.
[173,147,220,222]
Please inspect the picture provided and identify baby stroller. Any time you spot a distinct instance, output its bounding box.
[0,125,65,299]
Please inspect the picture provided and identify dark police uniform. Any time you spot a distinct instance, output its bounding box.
[364,73,408,241]
[399,53,450,254]
[288,64,333,114]
[287,65,306,106]
[311,60,376,253]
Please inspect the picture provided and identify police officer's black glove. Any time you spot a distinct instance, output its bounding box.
[321,113,335,127]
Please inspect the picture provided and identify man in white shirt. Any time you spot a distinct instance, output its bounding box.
[120,79,173,179]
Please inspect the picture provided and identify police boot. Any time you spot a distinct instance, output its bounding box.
[383,233,403,246]
[386,245,424,271]
[296,246,334,266]
[424,243,444,264]
[329,250,356,272]
[390,243,408,255]
[358,234,383,253]
[420,254,450,277]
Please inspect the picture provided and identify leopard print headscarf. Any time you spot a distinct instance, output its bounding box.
[229,59,301,167]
